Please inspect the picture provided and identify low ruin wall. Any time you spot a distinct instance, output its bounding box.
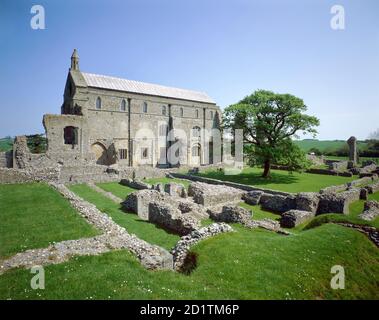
[170,173,292,196]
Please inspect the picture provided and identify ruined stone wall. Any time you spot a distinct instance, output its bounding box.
[171,173,292,196]
[0,151,12,168]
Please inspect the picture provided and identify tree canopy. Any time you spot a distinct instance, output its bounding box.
[223,90,320,177]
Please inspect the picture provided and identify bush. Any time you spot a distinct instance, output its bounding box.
[180,251,198,275]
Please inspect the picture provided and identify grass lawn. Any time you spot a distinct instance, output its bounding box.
[95,182,136,200]
[0,223,378,299]
[197,167,356,193]
[239,202,280,221]
[0,137,12,152]
[293,139,369,153]
[68,184,179,250]
[0,183,99,258]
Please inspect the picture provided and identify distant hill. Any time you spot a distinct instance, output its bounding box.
[0,137,13,152]
[294,139,369,153]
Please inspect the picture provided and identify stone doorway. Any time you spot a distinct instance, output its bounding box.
[192,144,201,166]
[91,142,110,165]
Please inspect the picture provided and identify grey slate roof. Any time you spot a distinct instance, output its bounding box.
[81,72,215,104]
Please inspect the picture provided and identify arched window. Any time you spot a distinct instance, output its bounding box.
[180,107,184,117]
[143,102,148,113]
[192,126,201,138]
[120,99,126,111]
[210,110,213,119]
[196,109,199,118]
[162,105,167,116]
[96,97,101,110]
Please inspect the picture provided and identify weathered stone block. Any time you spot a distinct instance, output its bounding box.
[164,182,185,197]
[122,190,164,220]
[260,194,296,213]
[317,188,360,215]
[209,205,252,224]
[243,190,264,205]
[148,201,200,235]
[359,200,379,221]
[280,210,315,228]
[120,178,151,190]
[367,182,379,194]
[295,192,319,213]
[188,182,244,207]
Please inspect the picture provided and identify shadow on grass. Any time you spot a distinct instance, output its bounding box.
[197,170,299,187]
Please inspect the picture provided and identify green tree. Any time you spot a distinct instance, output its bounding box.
[26,134,47,154]
[308,147,322,156]
[223,90,319,178]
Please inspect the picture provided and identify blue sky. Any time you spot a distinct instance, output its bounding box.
[0,0,378,139]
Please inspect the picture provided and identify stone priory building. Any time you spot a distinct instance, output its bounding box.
[43,50,222,168]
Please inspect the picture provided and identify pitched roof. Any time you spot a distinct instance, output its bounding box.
[81,72,215,104]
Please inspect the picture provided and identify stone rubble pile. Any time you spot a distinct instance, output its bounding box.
[359,200,379,221]
[171,223,233,271]
[148,202,201,235]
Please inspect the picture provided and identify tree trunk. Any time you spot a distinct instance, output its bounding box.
[262,159,271,178]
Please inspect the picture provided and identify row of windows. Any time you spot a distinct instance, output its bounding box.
[95,97,215,118]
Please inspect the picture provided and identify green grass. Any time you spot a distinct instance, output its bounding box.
[294,139,369,153]
[0,137,12,152]
[95,182,135,200]
[0,183,100,258]
[68,184,179,250]
[239,202,280,221]
[197,167,356,193]
[0,223,378,299]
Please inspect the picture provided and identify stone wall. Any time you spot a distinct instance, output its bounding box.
[260,193,296,213]
[148,202,200,235]
[317,188,361,214]
[359,201,379,221]
[171,173,292,196]
[171,223,233,271]
[188,181,245,207]
[0,151,12,168]
[0,167,60,184]
[280,210,315,228]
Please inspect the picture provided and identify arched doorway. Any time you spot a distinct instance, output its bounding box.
[91,142,110,165]
[191,144,201,166]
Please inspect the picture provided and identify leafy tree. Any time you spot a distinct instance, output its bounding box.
[26,134,47,154]
[223,90,319,177]
[308,147,322,156]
